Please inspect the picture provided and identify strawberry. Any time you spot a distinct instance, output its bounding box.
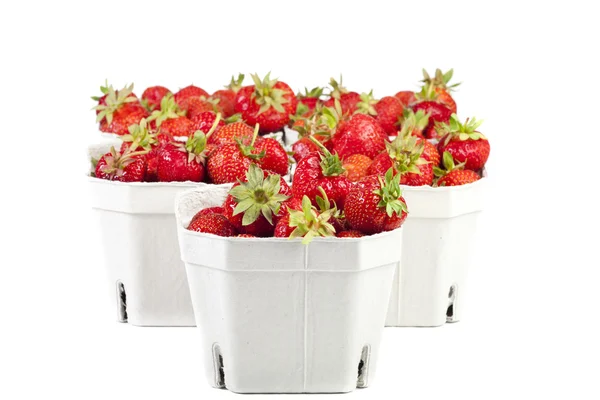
[212,74,245,118]
[185,97,222,120]
[323,76,361,115]
[284,195,337,243]
[332,113,388,160]
[297,87,324,114]
[291,106,338,162]
[191,111,227,134]
[234,73,297,133]
[356,92,404,136]
[437,114,490,171]
[274,215,295,238]
[367,133,433,186]
[434,151,481,187]
[94,83,148,135]
[254,137,290,176]
[146,93,186,129]
[187,213,237,237]
[394,109,430,139]
[343,154,372,182]
[422,139,441,168]
[237,234,257,238]
[411,84,452,139]
[159,116,196,138]
[393,91,416,107]
[173,85,209,109]
[208,121,254,146]
[345,169,408,235]
[292,138,352,210]
[119,119,161,181]
[141,86,171,111]
[421,68,459,113]
[94,147,147,182]
[197,206,225,217]
[92,81,138,115]
[222,164,290,237]
[336,230,364,238]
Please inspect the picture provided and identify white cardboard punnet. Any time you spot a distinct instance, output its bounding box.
[176,186,401,393]
[88,142,231,326]
[385,175,487,327]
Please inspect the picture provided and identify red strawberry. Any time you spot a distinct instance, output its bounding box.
[291,106,338,162]
[141,86,171,111]
[292,136,322,163]
[421,68,459,114]
[191,111,227,134]
[159,116,196,138]
[274,215,295,238]
[393,91,416,107]
[92,81,138,115]
[367,133,433,186]
[345,170,408,235]
[297,86,324,114]
[197,206,225,217]
[173,85,209,109]
[280,195,337,243]
[212,74,245,118]
[323,76,361,115]
[234,73,297,133]
[237,234,257,238]
[434,151,481,187]
[292,138,352,210]
[222,164,290,237]
[332,113,388,160]
[94,147,147,182]
[94,83,148,135]
[342,154,372,182]
[254,137,289,176]
[437,115,490,171]
[119,119,161,181]
[411,84,452,139]
[421,139,440,167]
[394,109,430,139]
[187,213,237,237]
[336,230,364,238]
[185,97,222,120]
[208,121,255,146]
[355,92,404,136]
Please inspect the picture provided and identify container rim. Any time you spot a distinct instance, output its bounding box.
[86,175,228,188]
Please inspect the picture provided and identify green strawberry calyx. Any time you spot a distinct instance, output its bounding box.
[386,131,429,175]
[229,164,290,226]
[147,93,186,127]
[414,82,440,102]
[298,86,324,99]
[374,168,408,218]
[288,194,337,244]
[237,124,266,160]
[251,72,290,115]
[180,113,222,164]
[421,68,461,92]
[327,75,349,100]
[226,73,245,93]
[91,79,110,101]
[315,186,342,221]
[93,83,138,124]
[308,136,345,176]
[433,151,466,178]
[440,114,486,146]
[293,105,339,139]
[355,90,378,116]
[97,146,148,178]
[121,118,157,152]
[397,109,430,134]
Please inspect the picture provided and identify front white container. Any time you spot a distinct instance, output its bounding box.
[176,187,401,393]
[88,142,231,326]
[385,176,487,327]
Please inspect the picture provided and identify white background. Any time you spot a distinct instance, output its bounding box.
[1,1,599,399]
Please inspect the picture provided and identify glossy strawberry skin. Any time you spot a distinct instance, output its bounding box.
[156,144,205,182]
[158,117,196,138]
[421,139,441,167]
[292,152,352,210]
[191,111,226,134]
[173,85,209,109]
[142,86,171,111]
[211,89,236,117]
[208,122,254,146]
[374,96,403,135]
[197,207,225,217]
[95,152,146,182]
[234,83,298,133]
[119,141,162,182]
[274,215,295,238]
[336,230,364,238]
[185,97,221,120]
[291,136,332,163]
[274,196,302,223]
[332,114,388,160]
[411,101,452,139]
[298,96,320,113]
[394,91,416,107]
[345,175,408,235]
[435,88,457,114]
[367,152,434,186]
[99,103,148,135]
[254,138,289,176]
[187,213,237,237]
[324,92,361,115]
[437,136,490,171]
[437,169,480,186]
[343,154,372,182]
[206,143,254,184]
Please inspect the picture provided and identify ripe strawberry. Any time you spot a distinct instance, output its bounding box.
[159,116,196,138]
[94,147,147,182]
[234,73,297,133]
[332,113,388,160]
[411,84,452,139]
[141,86,171,111]
[323,76,361,115]
[146,93,186,129]
[292,138,352,210]
[187,213,237,237]
[343,154,372,182]
[94,83,148,135]
[394,109,430,139]
[355,92,404,136]
[185,97,222,120]
[345,169,408,235]
[197,206,225,217]
[291,106,338,162]
[222,164,290,237]
[92,81,138,115]
[254,137,290,176]
[208,121,254,146]
[367,134,433,186]
[274,215,295,238]
[297,86,324,114]
[119,119,162,181]
[336,230,364,238]
[212,74,244,118]
[422,139,441,168]
[434,151,481,187]
[283,195,337,243]
[237,234,257,238]
[173,85,209,109]
[437,114,490,171]
[191,111,227,134]
[421,68,459,113]
[393,91,416,107]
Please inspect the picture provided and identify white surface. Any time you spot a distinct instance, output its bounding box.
[2,1,599,399]
[177,187,400,393]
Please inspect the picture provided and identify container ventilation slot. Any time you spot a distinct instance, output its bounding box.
[356,345,370,388]
[116,281,127,323]
[446,284,456,322]
[212,344,225,388]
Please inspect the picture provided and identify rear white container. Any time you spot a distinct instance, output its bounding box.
[87,142,231,326]
[176,187,401,393]
[385,176,487,327]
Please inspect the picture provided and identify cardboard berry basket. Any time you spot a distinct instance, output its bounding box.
[175,186,402,393]
[385,173,487,327]
[87,141,232,326]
